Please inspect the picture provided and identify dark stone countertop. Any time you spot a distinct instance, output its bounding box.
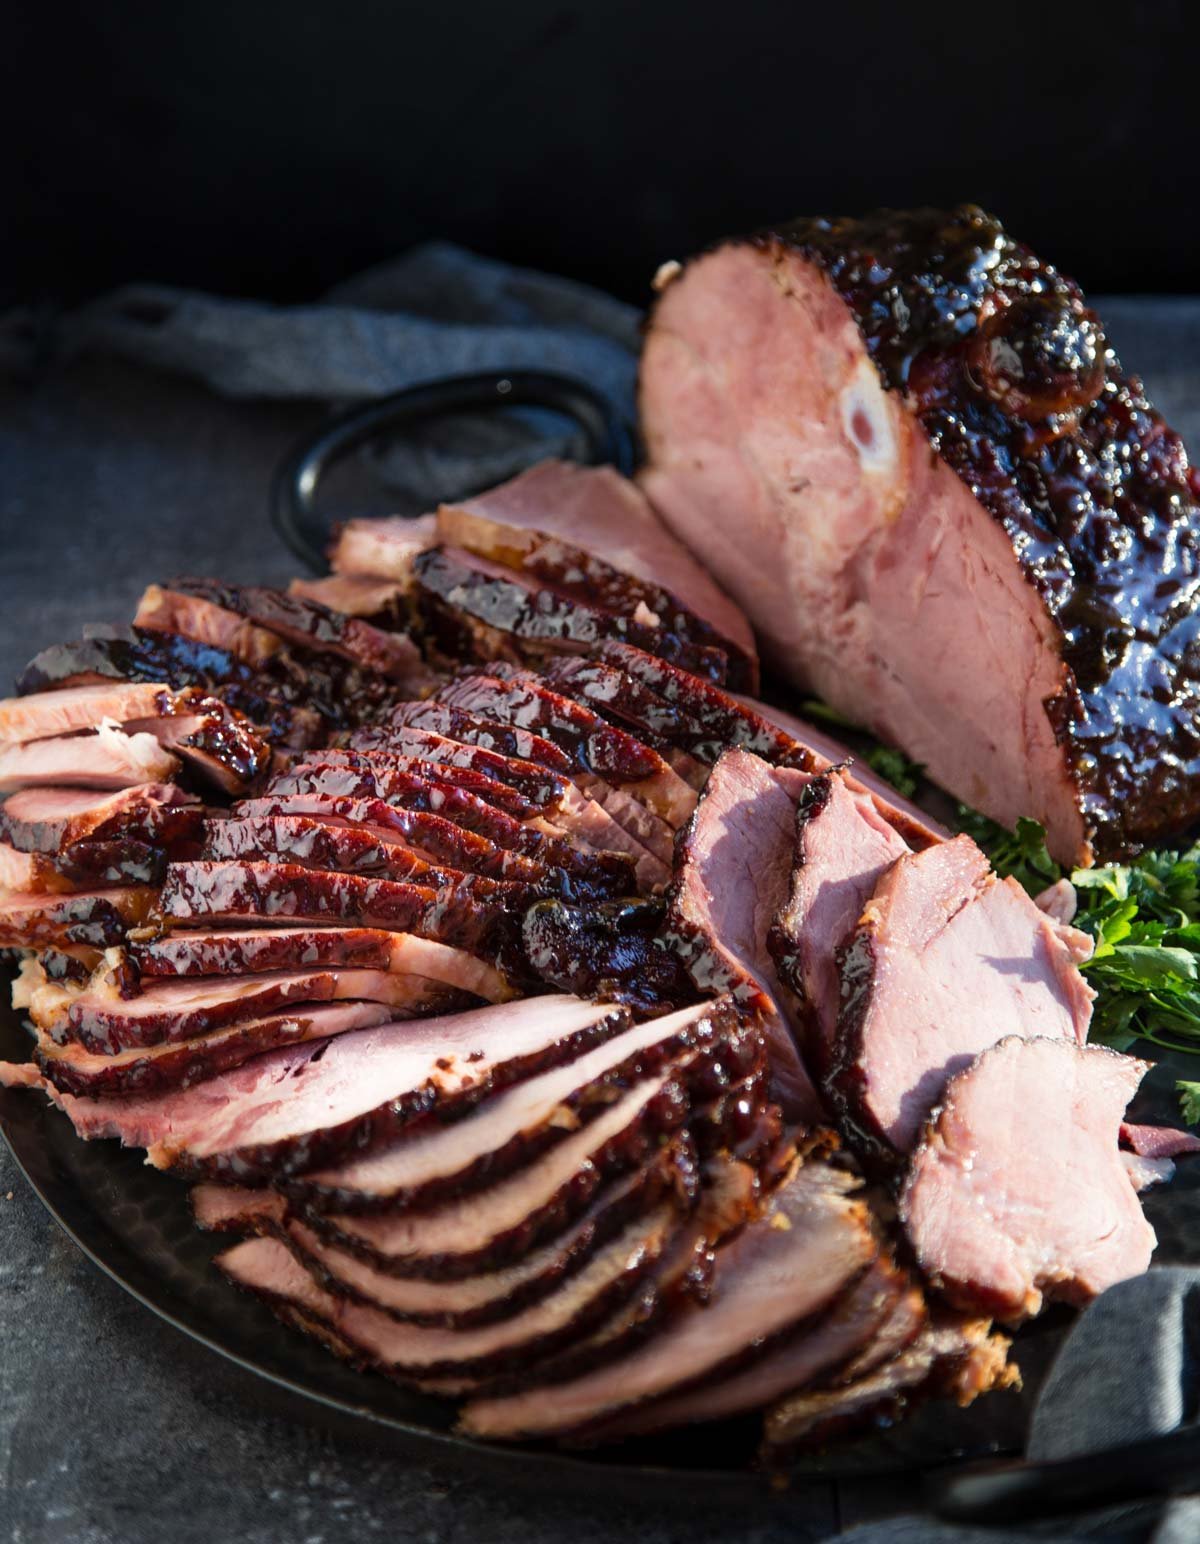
[4,305,1200,1542]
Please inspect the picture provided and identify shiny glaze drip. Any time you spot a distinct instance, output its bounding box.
[763,205,1200,855]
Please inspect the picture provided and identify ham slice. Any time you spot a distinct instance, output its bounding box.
[35,1000,398,1096]
[0,886,155,949]
[436,459,756,681]
[291,999,747,1212]
[769,771,909,1069]
[0,783,199,854]
[288,573,409,625]
[61,966,477,1055]
[666,747,822,1122]
[329,511,438,583]
[19,995,628,1180]
[901,1037,1157,1320]
[129,926,513,1003]
[347,723,567,807]
[457,1162,876,1440]
[0,683,169,745]
[316,1078,700,1279]
[0,723,180,792]
[217,1200,683,1382]
[831,834,1095,1150]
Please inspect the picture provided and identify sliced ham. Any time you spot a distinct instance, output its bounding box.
[436,673,693,824]
[128,926,513,1003]
[291,999,747,1212]
[457,1162,875,1440]
[1120,1122,1200,1160]
[0,723,180,792]
[901,1037,1157,1320]
[412,544,731,685]
[0,783,200,854]
[62,965,478,1055]
[0,682,169,745]
[831,834,1095,1151]
[436,459,757,681]
[769,771,909,1069]
[157,861,524,960]
[388,700,573,775]
[267,752,540,822]
[762,1317,1015,1454]
[346,723,567,807]
[232,793,633,895]
[167,577,424,683]
[0,886,155,949]
[28,995,629,1179]
[218,1199,683,1382]
[590,1256,925,1439]
[136,585,285,668]
[666,747,822,1122]
[35,1000,399,1097]
[329,511,438,582]
[0,841,78,894]
[287,573,409,626]
[316,1078,699,1279]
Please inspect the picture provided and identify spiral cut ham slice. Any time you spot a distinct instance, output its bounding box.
[666,747,822,1123]
[6,996,630,1182]
[830,834,1094,1151]
[290,998,749,1213]
[900,1037,1157,1320]
[457,1162,876,1440]
[130,927,514,1004]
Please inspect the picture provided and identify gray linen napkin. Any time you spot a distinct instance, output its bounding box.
[6,244,1200,1541]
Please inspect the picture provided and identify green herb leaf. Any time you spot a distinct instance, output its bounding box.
[865,746,924,800]
[1178,1081,1200,1126]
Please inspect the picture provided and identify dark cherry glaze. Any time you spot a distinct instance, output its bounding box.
[521,897,699,1011]
[758,204,1200,857]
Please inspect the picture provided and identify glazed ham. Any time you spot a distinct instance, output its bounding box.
[830,834,1094,1150]
[901,1037,1156,1319]
[641,206,1200,864]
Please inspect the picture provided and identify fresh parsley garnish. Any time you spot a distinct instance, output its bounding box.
[864,746,924,800]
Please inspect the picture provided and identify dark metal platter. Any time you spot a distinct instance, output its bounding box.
[6,382,1200,1502]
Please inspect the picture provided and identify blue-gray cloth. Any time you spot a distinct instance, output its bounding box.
[3,247,1200,1544]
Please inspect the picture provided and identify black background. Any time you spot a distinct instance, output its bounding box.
[5,0,1200,307]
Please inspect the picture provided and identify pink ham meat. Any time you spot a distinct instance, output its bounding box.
[831,834,1095,1151]
[0,682,169,744]
[287,573,409,626]
[314,1080,703,1280]
[457,1162,877,1440]
[0,783,200,853]
[346,723,568,807]
[435,459,757,688]
[60,965,479,1055]
[136,585,285,668]
[901,1037,1157,1320]
[329,511,438,584]
[232,793,635,895]
[156,861,524,960]
[0,842,78,893]
[769,771,909,1070]
[290,999,747,1212]
[0,723,180,792]
[0,886,155,949]
[267,752,541,822]
[665,747,821,1122]
[640,208,1200,865]
[589,1256,926,1439]
[128,926,513,1003]
[217,1200,684,1383]
[166,577,424,683]
[591,642,941,846]
[34,1000,399,1097]
[13,995,629,1180]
